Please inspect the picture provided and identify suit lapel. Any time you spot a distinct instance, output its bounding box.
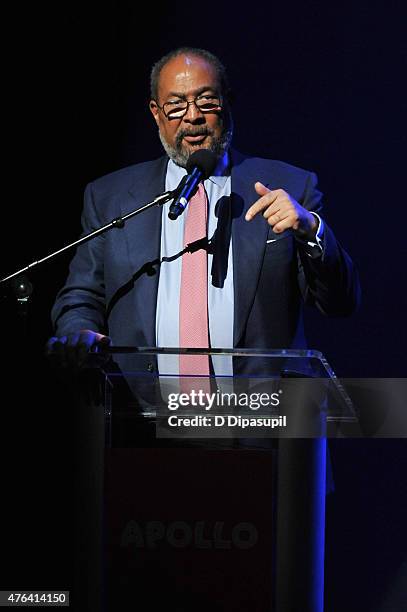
[231,151,269,346]
[120,156,168,346]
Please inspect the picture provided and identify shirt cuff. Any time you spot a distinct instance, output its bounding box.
[295,211,324,258]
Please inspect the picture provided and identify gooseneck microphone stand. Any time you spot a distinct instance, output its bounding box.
[0,188,175,332]
[1,148,216,336]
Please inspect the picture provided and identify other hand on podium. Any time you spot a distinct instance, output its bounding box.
[46,329,111,369]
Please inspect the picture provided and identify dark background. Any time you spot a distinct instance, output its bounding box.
[1,1,406,610]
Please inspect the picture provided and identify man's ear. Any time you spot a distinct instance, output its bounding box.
[149,100,160,125]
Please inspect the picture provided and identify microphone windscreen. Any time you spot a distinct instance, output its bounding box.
[186,149,218,179]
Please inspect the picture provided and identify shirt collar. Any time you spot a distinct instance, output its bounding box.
[167,150,230,189]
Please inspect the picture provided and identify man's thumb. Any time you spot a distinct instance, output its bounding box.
[98,335,112,349]
[255,181,270,195]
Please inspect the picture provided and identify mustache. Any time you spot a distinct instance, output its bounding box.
[176,127,214,145]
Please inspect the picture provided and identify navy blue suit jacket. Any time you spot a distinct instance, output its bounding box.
[52,150,360,375]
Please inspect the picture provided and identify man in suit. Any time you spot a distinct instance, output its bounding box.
[48,47,360,377]
[49,50,357,611]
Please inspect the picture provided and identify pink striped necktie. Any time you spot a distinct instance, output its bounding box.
[179,182,210,376]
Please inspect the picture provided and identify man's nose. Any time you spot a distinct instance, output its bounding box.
[183,100,205,122]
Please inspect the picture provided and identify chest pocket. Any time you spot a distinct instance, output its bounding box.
[263,230,294,263]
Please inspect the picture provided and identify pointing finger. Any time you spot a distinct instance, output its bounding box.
[254,181,270,196]
[246,185,280,221]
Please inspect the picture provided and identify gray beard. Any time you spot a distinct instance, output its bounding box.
[158,118,234,168]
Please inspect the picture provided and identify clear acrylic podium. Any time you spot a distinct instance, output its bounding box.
[73,348,357,612]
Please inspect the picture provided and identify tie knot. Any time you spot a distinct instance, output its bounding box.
[186,183,207,225]
[193,182,206,200]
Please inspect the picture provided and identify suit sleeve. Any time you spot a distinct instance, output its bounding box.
[51,182,108,335]
[297,172,361,316]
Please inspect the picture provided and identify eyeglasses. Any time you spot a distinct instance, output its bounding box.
[154,94,222,119]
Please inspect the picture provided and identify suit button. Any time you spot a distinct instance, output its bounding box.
[147,363,154,373]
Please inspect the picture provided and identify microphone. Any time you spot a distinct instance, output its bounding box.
[168,149,217,220]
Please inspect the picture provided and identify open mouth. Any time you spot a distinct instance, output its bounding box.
[183,134,208,144]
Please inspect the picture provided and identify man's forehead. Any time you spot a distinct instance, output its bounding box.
[158,54,219,92]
